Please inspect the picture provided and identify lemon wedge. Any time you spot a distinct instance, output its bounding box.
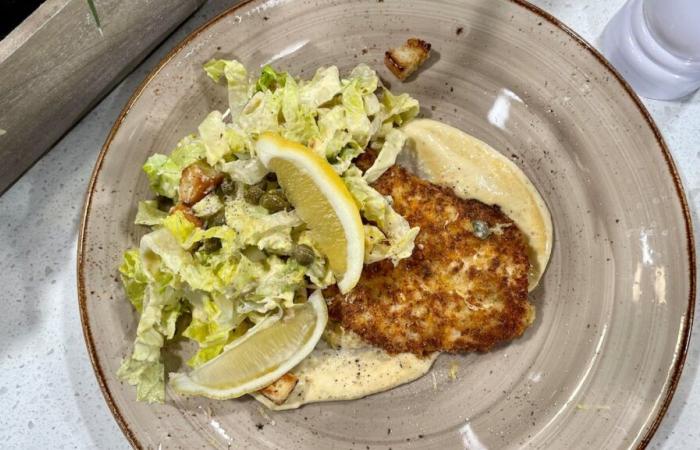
[169,291,328,399]
[256,133,364,293]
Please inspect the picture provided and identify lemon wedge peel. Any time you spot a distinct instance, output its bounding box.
[256,133,364,293]
[169,290,328,400]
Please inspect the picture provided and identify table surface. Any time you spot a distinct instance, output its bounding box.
[1,0,697,448]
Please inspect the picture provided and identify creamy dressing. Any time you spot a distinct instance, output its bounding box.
[252,329,436,410]
[399,119,553,290]
[252,119,552,410]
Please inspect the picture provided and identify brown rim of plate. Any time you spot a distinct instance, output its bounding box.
[76,1,696,449]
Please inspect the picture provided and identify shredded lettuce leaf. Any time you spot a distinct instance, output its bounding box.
[119,60,422,403]
[203,59,250,117]
[343,167,419,265]
[299,66,342,108]
[363,128,407,183]
[192,193,224,218]
[255,65,287,92]
[143,136,205,199]
[134,200,168,226]
[199,111,232,166]
[119,249,149,312]
[117,269,182,403]
[220,157,268,185]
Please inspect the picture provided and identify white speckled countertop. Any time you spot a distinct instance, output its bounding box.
[0,0,697,448]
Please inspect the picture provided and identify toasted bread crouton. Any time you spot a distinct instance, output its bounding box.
[178,161,224,205]
[259,373,299,405]
[384,38,431,81]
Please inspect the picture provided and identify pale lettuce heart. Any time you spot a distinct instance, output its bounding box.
[299,66,342,108]
[362,128,407,183]
[198,111,230,166]
[203,59,251,117]
[343,167,419,265]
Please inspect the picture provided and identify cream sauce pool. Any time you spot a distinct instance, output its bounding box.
[252,328,437,410]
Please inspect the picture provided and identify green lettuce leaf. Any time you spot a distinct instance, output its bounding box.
[255,65,287,92]
[142,135,205,199]
[238,90,282,136]
[311,106,349,159]
[224,198,303,246]
[203,59,250,117]
[220,157,268,185]
[363,223,419,265]
[162,211,199,248]
[381,88,419,127]
[191,193,224,218]
[140,226,223,293]
[363,128,407,183]
[349,63,379,95]
[363,92,381,117]
[330,143,363,175]
[342,79,371,148]
[119,248,148,312]
[299,66,342,108]
[183,291,242,367]
[280,74,321,144]
[134,200,168,226]
[199,111,231,166]
[117,280,182,403]
[343,167,419,264]
[234,255,305,314]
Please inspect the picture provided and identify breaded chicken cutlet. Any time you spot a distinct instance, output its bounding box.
[326,163,534,356]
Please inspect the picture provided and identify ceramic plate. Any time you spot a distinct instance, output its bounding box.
[78,0,695,448]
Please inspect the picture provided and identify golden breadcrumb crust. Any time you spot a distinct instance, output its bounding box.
[326,164,533,356]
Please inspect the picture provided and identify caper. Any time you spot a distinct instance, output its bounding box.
[471,220,491,239]
[259,190,289,213]
[208,211,226,227]
[244,185,265,204]
[264,179,279,191]
[156,195,174,212]
[201,238,222,252]
[292,244,315,266]
[220,177,236,196]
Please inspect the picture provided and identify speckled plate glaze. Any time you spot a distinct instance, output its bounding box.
[78,0,695,448]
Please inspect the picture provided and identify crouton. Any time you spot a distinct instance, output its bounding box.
[178,161,224,205]
[259,373,299,405]
[384,38,431,81]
